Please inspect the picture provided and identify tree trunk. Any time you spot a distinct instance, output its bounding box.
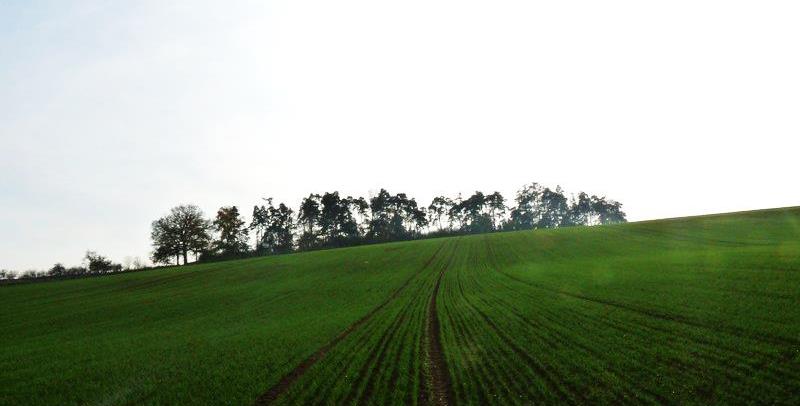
[176,255,180,266]
[183,250,188,265]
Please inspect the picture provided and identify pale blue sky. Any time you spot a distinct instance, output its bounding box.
[2,1,799,270]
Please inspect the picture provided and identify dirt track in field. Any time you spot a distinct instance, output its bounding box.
[424,252,455,406]
[254,242,447,405]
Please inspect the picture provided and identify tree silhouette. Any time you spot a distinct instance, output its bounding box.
[368,189,394,241]
[84,251,122,274]
[428,196,453,232]
[250,205,269,252]
[508,183,543,230]
[259,199,295,254]
[212,206,249,256]
[485,192,506,230]
[151,205,211,265]
[140,183,625,268]
[17,181,628,281]
[591,196,627,224]
[297,194,322,250]
[569,192,593,226]
[537,187,570,228]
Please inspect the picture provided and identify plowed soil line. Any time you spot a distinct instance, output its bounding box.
[424,246,455,406]
[254,242,446,405]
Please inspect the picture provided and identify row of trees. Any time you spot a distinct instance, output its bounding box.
[0,182,626,279]
[149,182,626,265]
[0,251,145,281]
[429,184,625,233]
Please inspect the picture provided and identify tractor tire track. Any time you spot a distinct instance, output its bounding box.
[254,242,446,405]
[348,303,414,404]
[353,264,437,405]
[422,239,458,406]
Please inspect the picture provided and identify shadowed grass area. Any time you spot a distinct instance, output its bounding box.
[2,207,799,405]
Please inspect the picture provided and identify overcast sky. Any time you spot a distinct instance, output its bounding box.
[1,0,798,270]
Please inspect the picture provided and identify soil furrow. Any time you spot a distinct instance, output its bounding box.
[351,284,425,404]
[423,240,457,406]
[254,242,446,405]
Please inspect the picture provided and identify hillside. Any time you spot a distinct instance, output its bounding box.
[2,207,799,405]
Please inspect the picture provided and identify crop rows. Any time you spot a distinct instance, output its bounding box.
[260,239,457,405]
[256,210,800,405]
[3,208,799,404]
[434,233,800,404]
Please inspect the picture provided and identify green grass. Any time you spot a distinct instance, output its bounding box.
[2,207,800,405]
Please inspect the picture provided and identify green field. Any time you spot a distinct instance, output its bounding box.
[2,208,800,405]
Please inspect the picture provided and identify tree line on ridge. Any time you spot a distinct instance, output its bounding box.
[150,182,626,265]
[0,182,625,280]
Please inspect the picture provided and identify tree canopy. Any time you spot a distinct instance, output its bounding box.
[212,206,249,256]
[151,205,211,265]
[1,180,628,281]
[146,182,626,265]
[251,198,295,255]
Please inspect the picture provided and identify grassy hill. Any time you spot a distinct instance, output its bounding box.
[2,207,799,405]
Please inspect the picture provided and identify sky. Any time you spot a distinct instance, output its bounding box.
[1,0,798,271]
